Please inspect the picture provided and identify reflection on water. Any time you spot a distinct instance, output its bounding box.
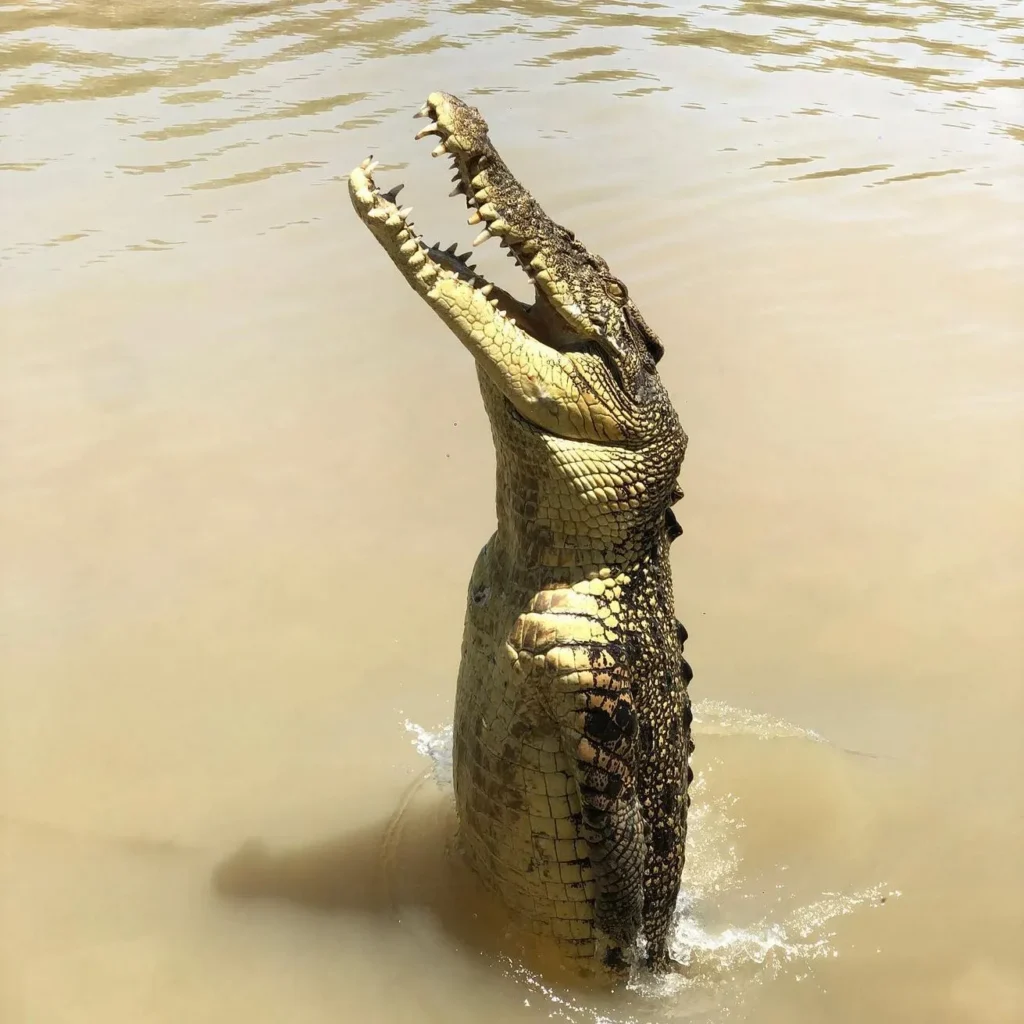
[1,0,1021,277]
[1,1,1022,1023]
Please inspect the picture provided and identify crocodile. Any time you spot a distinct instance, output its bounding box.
[348,93,693,977]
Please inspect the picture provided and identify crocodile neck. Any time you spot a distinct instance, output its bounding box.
[477,368,668,582]
[489,502,667,581]
[489,475,671,591]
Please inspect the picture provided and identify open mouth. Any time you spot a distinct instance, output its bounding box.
[347,89,624,358]
[349,156,531,326]
[348,93,548,333]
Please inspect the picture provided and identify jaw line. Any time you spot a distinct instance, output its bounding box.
[416,92,626,361]
[348,159,550,344]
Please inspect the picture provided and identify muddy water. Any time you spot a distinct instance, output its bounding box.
[1,1,1022,1021]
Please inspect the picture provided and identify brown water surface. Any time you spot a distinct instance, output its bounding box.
[2,2,1022,1022]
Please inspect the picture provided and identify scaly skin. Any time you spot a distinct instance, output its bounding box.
[348,93,693,976]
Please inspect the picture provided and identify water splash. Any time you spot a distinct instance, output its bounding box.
[403,709,895,1022]
[403,719,453,787]
[403,699,823,789]
[692,699,827,744]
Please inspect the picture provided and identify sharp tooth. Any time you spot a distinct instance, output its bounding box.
[359,156,373,170]
[414,125,438,140]
[431,143,447,158]
[472,229,491,246]
[445,243,458,255]
[449,186,462,197]
[458,251,472,263]
[414,104,432,119]
[383,183,405,202]
[451,172,461,183]
[480,283,494,296]
[489,298,500,308]
[366,160,379,175]
[398,206,413,219]
[467,210,482,225]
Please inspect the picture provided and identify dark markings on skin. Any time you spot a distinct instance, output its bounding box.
[605,534,690,968]
[666,711,680,747]
[509,719,530,740]
[638,719,654,757]
[665,507,683,540]
[651,825,676,857]
[584,701,637,747]
[603,944,629,972]
[660,785,677,816]
[584,685,630,701]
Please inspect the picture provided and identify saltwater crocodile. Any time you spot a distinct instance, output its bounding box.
[348,93,693,976]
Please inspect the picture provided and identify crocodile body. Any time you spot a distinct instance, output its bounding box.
[349,93,693,976]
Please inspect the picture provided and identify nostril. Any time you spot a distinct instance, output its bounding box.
[471,585,491,606]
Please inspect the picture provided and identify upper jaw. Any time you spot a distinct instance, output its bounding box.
[412,92,544,287]
[412,93,616,348]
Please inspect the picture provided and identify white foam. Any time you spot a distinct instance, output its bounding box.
[693,699,827,744]
[403,719,453,787]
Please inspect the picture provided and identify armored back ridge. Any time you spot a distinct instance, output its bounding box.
[349,93,693,976]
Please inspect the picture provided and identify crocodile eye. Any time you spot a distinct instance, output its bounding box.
[604,278,628,304]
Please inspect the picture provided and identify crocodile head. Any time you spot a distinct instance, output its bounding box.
[349,92,686,541]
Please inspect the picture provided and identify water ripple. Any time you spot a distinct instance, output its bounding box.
[1,0,1019,276]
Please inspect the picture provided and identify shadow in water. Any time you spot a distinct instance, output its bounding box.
[214,775,463,918]
[210,773,604,989]
[213,829,398,914]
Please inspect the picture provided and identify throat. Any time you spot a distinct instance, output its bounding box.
[490,478,665,578]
